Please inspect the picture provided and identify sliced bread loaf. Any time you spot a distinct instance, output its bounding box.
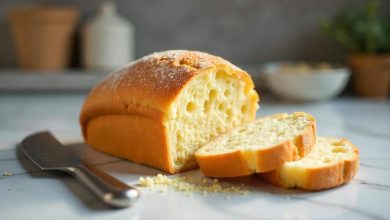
[80,50,259,174]
[260,137,359,190]
[195,112,317,177]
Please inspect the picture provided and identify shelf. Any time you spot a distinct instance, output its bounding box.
[0,65,265,92]
[0,69,108,91]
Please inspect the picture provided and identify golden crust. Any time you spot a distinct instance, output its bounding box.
[80,50,255,138]
[196,151,253,177]
[261,139,359,191]
[79,50,258,173]
[85,115,172,173]
[195,114,317,178]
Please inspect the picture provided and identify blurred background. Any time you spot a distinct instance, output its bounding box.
[1,0,390,100]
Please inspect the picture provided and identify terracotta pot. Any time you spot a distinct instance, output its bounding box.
[8,6,79,71]
[347,54,390,98]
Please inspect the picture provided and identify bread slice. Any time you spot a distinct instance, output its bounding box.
[195,112,317,177]
[261,137,359,190]
[80,50,259,174]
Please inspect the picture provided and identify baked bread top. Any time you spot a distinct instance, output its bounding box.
[80,50,257,138]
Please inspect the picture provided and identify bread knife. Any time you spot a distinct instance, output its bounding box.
[20,131,139,208]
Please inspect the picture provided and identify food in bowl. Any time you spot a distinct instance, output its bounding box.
[278,62,333,74]
[262,62,351,101]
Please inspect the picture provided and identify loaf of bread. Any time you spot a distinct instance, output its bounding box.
[79,50,259,174]
[261,137,359,190]
[195,112,316,177]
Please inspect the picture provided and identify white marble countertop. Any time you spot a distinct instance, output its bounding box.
[1,93,389,220]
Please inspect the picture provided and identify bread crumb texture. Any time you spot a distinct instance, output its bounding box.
[272,136,359,189]
[288,137,356,167]
[168,68,258,171]
[138,174,249,196]
[196,112,313,155]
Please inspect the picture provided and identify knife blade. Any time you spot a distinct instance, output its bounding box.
[21,131,139,208]
[21,131,83,169]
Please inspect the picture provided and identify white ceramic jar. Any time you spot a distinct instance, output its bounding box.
[82,1,134,70]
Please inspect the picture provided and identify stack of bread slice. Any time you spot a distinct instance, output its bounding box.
[195,112,359,191]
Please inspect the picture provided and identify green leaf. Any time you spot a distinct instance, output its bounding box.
[320,0,390,54]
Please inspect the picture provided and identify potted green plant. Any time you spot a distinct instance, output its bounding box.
[322,0,390,98]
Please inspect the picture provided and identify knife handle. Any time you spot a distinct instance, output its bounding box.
[67,164,140,208]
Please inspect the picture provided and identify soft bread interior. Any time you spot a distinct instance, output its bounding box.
[165,69,258,172]
[195,112,314,173]
[196,112,313,155]
[277,137,357,188]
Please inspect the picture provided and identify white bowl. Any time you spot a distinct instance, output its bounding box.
[262,62,351,102]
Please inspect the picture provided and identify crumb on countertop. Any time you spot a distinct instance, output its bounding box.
[137,173,249,196]
[3,171,12,177]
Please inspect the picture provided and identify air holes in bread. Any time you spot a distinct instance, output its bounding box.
[226,109,232,119]
[209,89,217,100]
[218,103,226,111]
[323,158,332,163]
[186,102,196,113]
[332,146,347,153]
[204,100,211,113]
[167,68,258,171]
[331,141,343,146]
[331,141,348,153]
[241,105,247,113]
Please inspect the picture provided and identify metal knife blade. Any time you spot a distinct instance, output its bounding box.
[20,131,139,208]
[21,131,83,169]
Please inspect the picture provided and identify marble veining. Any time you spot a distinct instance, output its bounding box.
[0,93,389,220]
